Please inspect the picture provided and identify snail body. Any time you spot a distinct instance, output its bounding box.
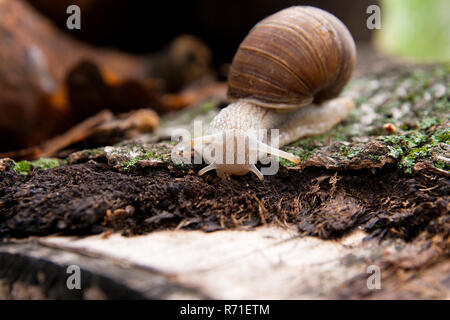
[192,6,356,180]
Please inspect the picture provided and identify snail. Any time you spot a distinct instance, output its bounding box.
[191,6,356,180]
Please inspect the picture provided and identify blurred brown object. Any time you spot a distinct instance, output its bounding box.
[64,61,164,120]
[0,0,141,152]
[148,35,213,93]
[0,0,214,152]
[0,108,159,160]
[383,123,397,134]
[163,82,227,110]
[64,60,223,118]
[38,108,159,158]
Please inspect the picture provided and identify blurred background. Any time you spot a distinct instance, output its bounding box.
[0,0,449,154]
[27,0,377,70]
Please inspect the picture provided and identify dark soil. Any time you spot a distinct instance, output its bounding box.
[1,160,448,242]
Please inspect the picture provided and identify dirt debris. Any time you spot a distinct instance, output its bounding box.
[0,159,447,242]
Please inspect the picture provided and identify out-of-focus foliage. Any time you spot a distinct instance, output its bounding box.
[376,0,450,61]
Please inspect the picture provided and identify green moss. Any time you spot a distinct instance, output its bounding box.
[386,145,403,159]
[339,146,362,159]
[369,154,382,162]
[399,155,416,174]
[278,64,449,173]
[143,151,169,162]
[399,144,432,173]
[120,149,171,172]
[279,122,357,167]
[348,147,362,159]
[12,158,63,175]
[431,128,450,144]
[381,131,427,149]
[279,147,316,167]
[30,158,61,170]
[84,147,104,156]
[13,161,31,175]
[175,161,187,170]
[380,126,449,173]
[279,158,295,168]
[112,64,448,176]
[417,117,439,130]
[120,158,141,172]
[434,160,449,171]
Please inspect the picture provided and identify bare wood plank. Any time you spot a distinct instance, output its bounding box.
[0,241,209,300]
[38,227,382,299]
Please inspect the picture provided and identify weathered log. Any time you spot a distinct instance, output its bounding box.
[1,227,447,299]
[0,47,448,299]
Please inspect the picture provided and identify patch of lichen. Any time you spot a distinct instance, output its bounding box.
[120,157,143,172]
[119,144,172,172]
[378,126,449,173]
[352,65,448,131]
[280,121,357,167]
[83,147,105,156]
[61,63,448,175]
[280,148,316,167]
[279,63,449,172]
[281,137,323,166]
[13,158,64,175]
[335,145,362,159]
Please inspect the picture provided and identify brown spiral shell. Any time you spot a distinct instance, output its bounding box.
[227,6,356,110]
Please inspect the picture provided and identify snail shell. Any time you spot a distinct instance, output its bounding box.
[227,6,356,110]
[192,6,356,180]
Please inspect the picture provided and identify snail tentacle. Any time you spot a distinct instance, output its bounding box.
[248,136,301,164]
[249,164,264,181]
[198,162,218,176]
[191,133,223,148]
